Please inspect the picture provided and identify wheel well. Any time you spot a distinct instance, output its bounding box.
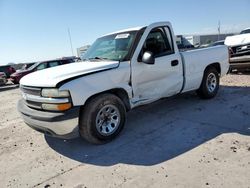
[83,88,131,111]
[206,63,221,75]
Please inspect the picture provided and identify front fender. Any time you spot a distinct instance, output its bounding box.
[59,62,132,106]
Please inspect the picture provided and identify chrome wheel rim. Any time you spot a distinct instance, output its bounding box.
[95,105,120,136]
[206,73,217,93]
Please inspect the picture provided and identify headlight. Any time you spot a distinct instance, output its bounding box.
[41,88,70,98]
[41,88,72,111]
[42,103,72,111]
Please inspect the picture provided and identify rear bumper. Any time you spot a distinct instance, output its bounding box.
[18,99,80,139]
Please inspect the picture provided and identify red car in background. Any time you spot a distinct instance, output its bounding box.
[10,58,75,84]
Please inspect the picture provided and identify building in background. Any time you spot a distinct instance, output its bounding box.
[176,35,196,48]
[77,45,91,58]
[177,33,235,48]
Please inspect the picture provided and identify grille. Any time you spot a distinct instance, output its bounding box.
[25,100,42,109]
[21,86,42,110]
[236,44,250,53]
[20,86,41,96]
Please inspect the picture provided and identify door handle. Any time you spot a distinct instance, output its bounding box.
[171,60,179,66]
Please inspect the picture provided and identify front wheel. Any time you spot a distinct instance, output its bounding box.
[196,67,220,99]
[79,94,126,144]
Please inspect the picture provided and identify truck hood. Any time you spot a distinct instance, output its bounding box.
[225,33,250,47]
[20,61,119,87]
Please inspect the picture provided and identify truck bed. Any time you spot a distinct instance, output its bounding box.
[180,45,229,92]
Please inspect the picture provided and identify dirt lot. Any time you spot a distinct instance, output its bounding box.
[0,74,249,188]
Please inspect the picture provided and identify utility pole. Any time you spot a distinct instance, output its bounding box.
[218,21,221,41]
[68,28,74,56]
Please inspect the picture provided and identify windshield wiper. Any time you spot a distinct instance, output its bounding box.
[81,57,116,62]
[88,57,109,61]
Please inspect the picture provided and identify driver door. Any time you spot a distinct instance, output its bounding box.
[131,22,183,104]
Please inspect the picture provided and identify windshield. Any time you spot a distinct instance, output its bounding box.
[240,29,250,34]
[82,31,137,62]
[27,62,39,71]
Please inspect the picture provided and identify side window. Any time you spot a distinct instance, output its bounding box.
[164,27,174,52]
[48,61,59,68]
[36,63,47,71]
[141,27,174,58]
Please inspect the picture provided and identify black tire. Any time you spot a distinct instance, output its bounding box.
[196,67,220,99]
[79,93,126,144]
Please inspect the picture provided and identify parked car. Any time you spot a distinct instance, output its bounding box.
[10,58,74,84]
[0,72,7,85]
[18,21,229,144]
[20,63,36,71]
[177,43,195,51]
[0,65,16,78]
[209,40,225,47]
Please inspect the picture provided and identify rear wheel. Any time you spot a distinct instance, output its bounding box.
[79,94,126,144]
[197,67,220,99]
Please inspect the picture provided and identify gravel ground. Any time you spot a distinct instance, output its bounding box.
[0,74,249,188]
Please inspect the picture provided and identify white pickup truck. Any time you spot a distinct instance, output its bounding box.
[18,22,229,144]
[225,27,250,57]
[225,28,250,71]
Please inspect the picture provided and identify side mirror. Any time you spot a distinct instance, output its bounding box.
[142,51,155,65]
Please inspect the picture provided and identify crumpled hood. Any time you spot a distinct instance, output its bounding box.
[20,61,119,87]
[225,33,250,46]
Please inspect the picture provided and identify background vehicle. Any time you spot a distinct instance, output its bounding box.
[0,72,7,85]
[240,28,250,34]
[225,28,250,71]
[225,28,250,57]
[18,22,229,144]
[209,40,225,47]
[0,65,16,78]
[19,62,36,71]
[10,58,74,84]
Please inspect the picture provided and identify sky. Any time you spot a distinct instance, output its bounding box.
[0,0,250,65]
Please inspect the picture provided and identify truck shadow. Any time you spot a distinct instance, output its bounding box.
[45,85,250,166]
[230,70,250,75]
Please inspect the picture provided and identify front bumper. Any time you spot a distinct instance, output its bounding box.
[10,76,20,84]
[230,55,250,70]
[18,99,80,139]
